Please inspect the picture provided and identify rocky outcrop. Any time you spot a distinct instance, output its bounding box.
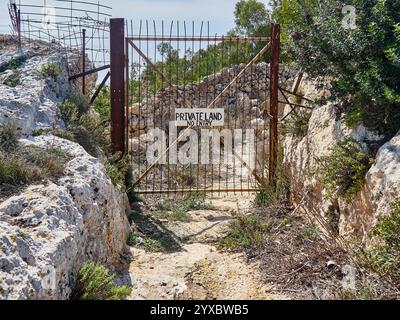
[340,132,400,237]
[0,44,96,135]
[283,80,399,239]
[0,40,129,300]
[0,50,69,134]
[0,136,130,300]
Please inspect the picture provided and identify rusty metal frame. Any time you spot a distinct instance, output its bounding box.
[120,21,314,194]
[269,24,280,188]
[110,18,126,154]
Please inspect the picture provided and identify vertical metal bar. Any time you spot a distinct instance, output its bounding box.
[18,9,21,49]
[110,18,126,154]
[268,24,280,188]
[82,28,86,95]
[125,37,130,151]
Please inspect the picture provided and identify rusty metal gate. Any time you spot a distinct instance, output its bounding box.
[109,19,308,194]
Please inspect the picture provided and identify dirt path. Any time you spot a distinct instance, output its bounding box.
[127,193,284,300]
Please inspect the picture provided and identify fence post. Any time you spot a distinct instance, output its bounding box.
[110,18,125,154]
[269,23,280,188]
[82,28,86,95]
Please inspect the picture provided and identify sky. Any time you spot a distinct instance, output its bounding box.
[0,0,271,36]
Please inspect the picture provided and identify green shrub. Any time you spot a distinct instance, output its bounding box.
[0,56,27,73]
[0,155,41,185]
[37,62,62,80]
[219,212,270,250]
[3,72,21,87]
[105,159,125,188]
[71,262,131,300]
[58,100,79,126]
[274,0,400,138]
[255,144,289,206]
[0,145,70,188]
[364,201,400,278]
[295,223,320,242]
[67,93,90,117]
[320,139,371,202]
[0,122,20,152]
[153,193,209,222]
[19,145,70,178]
[93,86,111,122]
[79,114,110,154]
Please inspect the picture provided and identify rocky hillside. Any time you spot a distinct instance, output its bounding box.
[0,38,130,299]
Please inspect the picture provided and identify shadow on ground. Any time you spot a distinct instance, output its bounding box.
[128,202,183,253]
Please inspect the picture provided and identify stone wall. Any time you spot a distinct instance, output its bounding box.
[128,62,294,135]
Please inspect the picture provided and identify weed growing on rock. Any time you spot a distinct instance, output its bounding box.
[92,85,111,122]
[3,72,21,87]
[0,155,41,186]
[219,212,271,250]
[0,141,71,199]
[37,62,62,80]
[280,110,312,138]
[0,122,20,152]
[57,100,79,126]
[152,193,210,222]
[319,139,372,203]
[359,200,400,286]
[0,56,27,73]
[71,262,131,300]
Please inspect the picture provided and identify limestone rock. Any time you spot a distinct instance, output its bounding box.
[284,79,386,240]
[340,132,400,238]
[0,136,130,300]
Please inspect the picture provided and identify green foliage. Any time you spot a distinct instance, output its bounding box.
[57,93,91,127]
[272,0,400,137]
[255,144,289,206]
[55,92,134,197]
[234,0,271,37]
[365,201,400,278]
[0,122,21,152]
[37,62,62,80]
[296,223,320,241]
[153,193,209,222]
[0,155,41,186]
[128,233,165,252]
[320,139,371,202]
[219,212,271,250]
[0,56,27,73]
[57,100,79,126]
[71,262,131,300]
[78,114,110,155]
[0,145,70,188]
[3,72,21,87]
[280,110,312,138]
[127,209,181,252]
[67,93,91,117]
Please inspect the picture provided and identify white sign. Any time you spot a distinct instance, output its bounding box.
[175,108,225,127]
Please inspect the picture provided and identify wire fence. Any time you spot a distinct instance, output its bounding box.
[8,0,111,68]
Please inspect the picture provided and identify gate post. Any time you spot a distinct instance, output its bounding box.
[110,18,125,154]
[269,23,280,188]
